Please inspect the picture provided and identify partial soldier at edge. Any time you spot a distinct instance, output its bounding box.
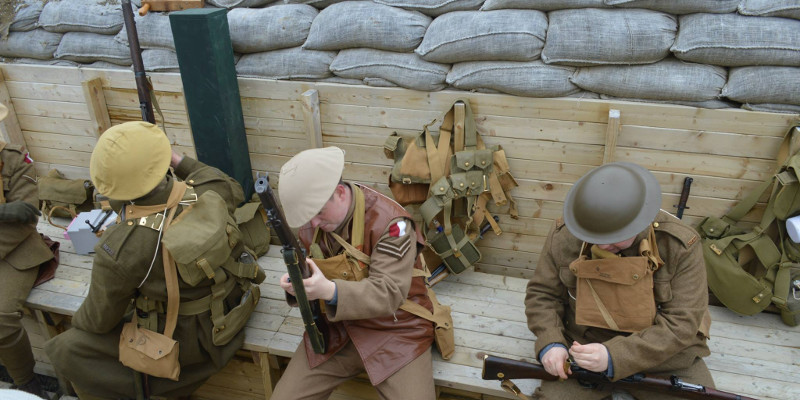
[0,103,53,399]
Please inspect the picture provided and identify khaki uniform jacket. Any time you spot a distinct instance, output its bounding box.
[45,157,247,398]
[0,142,52,270]
[525,210,711,381]
[297,183,435,385]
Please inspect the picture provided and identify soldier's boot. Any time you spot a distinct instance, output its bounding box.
[16,375,50,399]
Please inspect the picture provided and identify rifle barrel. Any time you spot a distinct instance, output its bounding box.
[121,0,155,124]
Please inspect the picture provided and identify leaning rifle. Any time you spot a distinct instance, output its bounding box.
[254,173,328,354]
[482,355,757,400]
[121,0,155,124]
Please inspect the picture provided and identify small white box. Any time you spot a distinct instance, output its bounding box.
[65,209,117,255]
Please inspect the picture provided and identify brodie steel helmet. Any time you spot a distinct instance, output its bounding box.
[563,162,661,244]
[90,121,172,201]
[278,146,345,228]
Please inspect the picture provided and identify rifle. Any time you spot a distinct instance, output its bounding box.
[254,173,328,354]
[121,0,155,124]
[482,354,757,400]
[674,177,693,219]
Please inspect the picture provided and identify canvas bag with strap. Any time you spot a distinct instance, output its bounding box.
[37,168,94,228]
[234,198,271,257]
[384,100,518,275]
[129,183,265,347]
[569,226,662,333]
[308,185,455,359]
[698,126,800,326]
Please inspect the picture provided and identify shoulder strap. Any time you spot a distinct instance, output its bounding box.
[161,206,180,338]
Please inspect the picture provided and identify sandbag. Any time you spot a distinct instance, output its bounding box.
[672,13,800,67]
[603,0,739,14]
[415,10,547,63]
[54,32,132,66]
[0,29,62,60]
[227,5,317,54]
[114,11,175,51]
[142,49,180,73]
[283,0,348,8]
[39,0,124,35]
[446,60,579,98]
[481,0,607,11]
[373,0,483,16]
[739,0,800,20]
[599,95,737,110]
[723,67,800,106]
[542,8,676,66]
[236,47,336,80]
[207,0,274,8]
[8,0,46,32]
[742,103,800,114]
[302,1,431,52]
[330,48,450,91]
[570,58,727,102]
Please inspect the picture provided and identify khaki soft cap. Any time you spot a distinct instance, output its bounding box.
[90,121,172,201]
[279,146,345,228]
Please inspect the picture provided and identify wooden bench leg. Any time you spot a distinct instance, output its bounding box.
[252,352,282,399]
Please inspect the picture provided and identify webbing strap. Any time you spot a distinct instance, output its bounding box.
[161,206,179,338]
[585,279,620,331]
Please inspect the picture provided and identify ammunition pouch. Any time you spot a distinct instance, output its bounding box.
[235,199,271,257]
[384,99,518,278]
[37,169,94,227]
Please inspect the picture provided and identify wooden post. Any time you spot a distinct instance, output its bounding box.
[453,102,465,152]
[301,89,322,148]
[0,68,26,146]
[81,77,111,137]
[602,109,621,164]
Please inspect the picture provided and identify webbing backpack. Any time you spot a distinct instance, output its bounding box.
[383,99,518,276]
[698,127,800,326]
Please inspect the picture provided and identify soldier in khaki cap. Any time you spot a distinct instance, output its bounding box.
[45,121,264,399]
[0,103,53,398]
[271,146,437,400]
[526,162,713,400]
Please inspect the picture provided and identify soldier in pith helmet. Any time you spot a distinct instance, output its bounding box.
[45,121,264,399]
[0,103,53,399]
[270,146,437,400]
[526,162,714,400]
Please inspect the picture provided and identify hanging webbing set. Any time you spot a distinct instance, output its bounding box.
[384,99,518,279]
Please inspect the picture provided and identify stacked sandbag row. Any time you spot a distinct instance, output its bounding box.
[2,0,799,113]
[0,0,132,66]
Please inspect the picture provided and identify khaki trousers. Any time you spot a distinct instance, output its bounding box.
[533,357,714,400]
[271,340,436,400]
[0,262,38,385]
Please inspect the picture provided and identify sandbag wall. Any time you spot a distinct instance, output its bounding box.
[1,0,800,113]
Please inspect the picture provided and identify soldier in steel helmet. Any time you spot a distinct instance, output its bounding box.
[525,162,713,400]
[0,103,53,398]
[270,146,437,400]
[45,121,259,399]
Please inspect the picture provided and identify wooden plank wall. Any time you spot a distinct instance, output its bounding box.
[2,63,798,279]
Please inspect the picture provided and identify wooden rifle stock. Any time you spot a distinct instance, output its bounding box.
[121,0,155,124]
[254,173,328,354]
[482,355,758,400]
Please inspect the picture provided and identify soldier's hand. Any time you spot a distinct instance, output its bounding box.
[569,341,609,373]
[541,346,570,380]
[0,201,41,224]
[302,258,336,302]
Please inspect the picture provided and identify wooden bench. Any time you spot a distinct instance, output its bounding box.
[18,219,800,400]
